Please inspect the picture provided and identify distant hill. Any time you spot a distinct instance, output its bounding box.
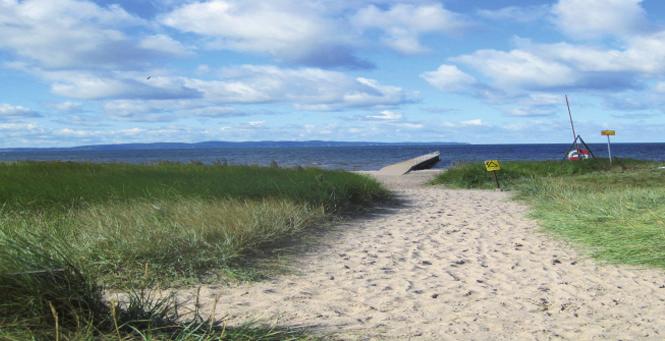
[0,141,469,152]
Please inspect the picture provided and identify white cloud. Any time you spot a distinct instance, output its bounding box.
[44,71,201,100]
[508,107,559,117]
[655,82,665,93]
[103,99,243,121]
[442,119,487,128]
[460,119,483,127]
[247,120,265,128]
[0,122,39,131]
[11,61,415,112]
[193,65,416,110]
[162,1,467,60]
[55,127,147,138]
[366,110,402,121]
[339,77,413,109]
[420,64,476,91]
[449,34,665,95]
[477,5,550,23]
[395,122,424,129]
[452,49,576,91]
[52,101,84,113]
[352,3,467,54]
[355,109,426,131]
[162,1,328,52]
[161,0,369,68]
[139,35,191,56]
[552,0,646,39]
[421,0,665,118]
[0,0,186,69]
[0,103,40,118]
[623,31,665,74]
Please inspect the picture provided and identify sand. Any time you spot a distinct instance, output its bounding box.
[172,170,665,340]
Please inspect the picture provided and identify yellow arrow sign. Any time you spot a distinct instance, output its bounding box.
[601,130,616,136]
[484,160,501,172]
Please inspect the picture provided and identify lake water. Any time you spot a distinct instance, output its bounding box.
[0,143,664,171]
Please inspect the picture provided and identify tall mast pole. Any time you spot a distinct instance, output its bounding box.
[565,95,579,150]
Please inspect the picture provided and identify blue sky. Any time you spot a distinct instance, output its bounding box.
[1,0,665,147]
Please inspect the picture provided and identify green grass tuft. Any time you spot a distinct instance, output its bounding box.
[433,158,665,269]
[431,158,649,189]
[0,161,387,213]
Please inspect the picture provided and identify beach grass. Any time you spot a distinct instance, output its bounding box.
[0,229,320,340]
[0,161,388,339]
[433,158,665,268]
[432,158,649,189]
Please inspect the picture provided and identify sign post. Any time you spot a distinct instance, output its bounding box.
[484,160,502,189]
[601,130,616,164]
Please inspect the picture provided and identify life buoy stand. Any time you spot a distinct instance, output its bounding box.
[567,148,590,161]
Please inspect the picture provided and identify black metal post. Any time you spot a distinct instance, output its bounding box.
[493,170,500,189]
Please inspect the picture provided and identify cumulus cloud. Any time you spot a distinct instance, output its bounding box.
[423,0,662,109]
[460,119,483,127]
[52,101,84,113]
[12,61,415,118]
[355,109,425,131]
[448,30,665,94]
[420,64,476,92]
[103,99,245,121]
[246,121,266,128]
[45,71,202,100]
[506,93,564,117]
[33,124,223,146]
[162,1,328,50]
[442,118,487,128]
[0,0,187,69]
[0,104,40,118]
[352,3,467,54]
[193,65,417,110]
[552,0,646,39]
[477,5,550,23]
[161,1,469,64]
[161,0,370,68]
[366,110,402,121]
[55,127,145,138]
[0,122,40,131]
[452,49,577,91]
[138,34,191,56]
[419,0,662,120]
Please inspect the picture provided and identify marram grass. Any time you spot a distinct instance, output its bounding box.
[433,158,665,269]
[2,198,328,287]
[0,161,388,339]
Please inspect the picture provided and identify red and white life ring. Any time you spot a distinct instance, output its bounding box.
[567,149,590,161]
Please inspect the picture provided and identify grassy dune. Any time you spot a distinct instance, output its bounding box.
[0,161,389,339]
[433,159,665,268]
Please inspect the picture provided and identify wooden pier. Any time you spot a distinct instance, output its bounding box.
[377,151,440,175]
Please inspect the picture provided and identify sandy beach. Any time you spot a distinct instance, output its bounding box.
[174,170,665,340]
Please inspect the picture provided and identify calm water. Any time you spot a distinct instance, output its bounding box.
[0,143,664,171]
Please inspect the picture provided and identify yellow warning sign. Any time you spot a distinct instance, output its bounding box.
[601,130,616,136]
[484,160,501,172]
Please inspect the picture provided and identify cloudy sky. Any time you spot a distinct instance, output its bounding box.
[1,0,664,147]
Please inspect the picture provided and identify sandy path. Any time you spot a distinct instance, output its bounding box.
[176,171,665,340]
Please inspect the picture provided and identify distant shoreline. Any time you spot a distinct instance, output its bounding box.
[0,143,664,172]
[2,141,665,153]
